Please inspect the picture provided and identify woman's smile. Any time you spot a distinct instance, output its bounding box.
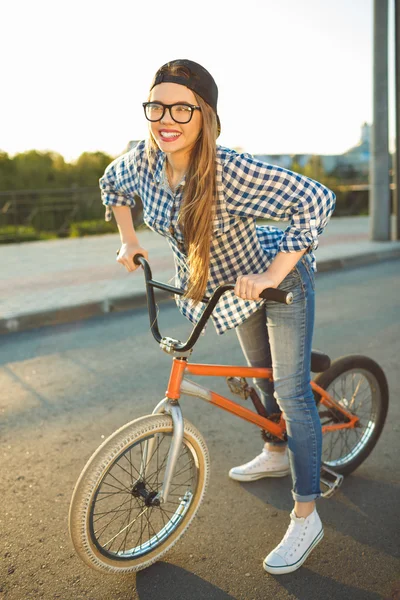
[158,129,182,143]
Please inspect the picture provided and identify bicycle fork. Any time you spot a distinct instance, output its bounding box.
[139,398,183,505]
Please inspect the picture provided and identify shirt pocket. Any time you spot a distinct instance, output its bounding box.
[212,189,237,238]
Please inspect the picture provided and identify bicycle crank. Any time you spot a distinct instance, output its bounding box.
[320,465,344,498]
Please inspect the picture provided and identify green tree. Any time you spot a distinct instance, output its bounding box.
[12,150,68,189]
[303,155,325,182]
[73,152,113,187]
[290,159,305,176]
[0,151,17,190]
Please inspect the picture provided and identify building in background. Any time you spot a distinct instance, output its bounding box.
[254,123,371,177]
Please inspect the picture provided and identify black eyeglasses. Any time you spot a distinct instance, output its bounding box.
[142,102,201,124]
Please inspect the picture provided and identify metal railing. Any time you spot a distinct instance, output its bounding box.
[0,187,142,243]
[1,183,391,244]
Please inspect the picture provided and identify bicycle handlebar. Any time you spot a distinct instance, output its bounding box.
[133,254,293,352]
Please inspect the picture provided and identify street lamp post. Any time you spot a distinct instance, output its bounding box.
[371,0,390,240]
[394,0,400,240]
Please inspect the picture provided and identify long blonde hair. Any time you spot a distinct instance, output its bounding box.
[147,68,218,304]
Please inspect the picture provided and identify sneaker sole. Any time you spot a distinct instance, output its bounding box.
[263,528,324,575]
[229,469,290,482]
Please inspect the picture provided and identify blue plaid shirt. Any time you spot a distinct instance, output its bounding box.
[100,140,336,335]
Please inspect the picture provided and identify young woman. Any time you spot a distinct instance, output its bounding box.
[99,59,336,575]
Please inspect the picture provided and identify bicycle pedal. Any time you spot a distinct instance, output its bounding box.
[226,377,250,400]
[320,465,344,498]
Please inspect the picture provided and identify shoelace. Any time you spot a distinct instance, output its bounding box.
[276,517,305,557]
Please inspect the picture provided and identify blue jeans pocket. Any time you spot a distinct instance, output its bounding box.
[299,254,315,291]
[278,266,302,293]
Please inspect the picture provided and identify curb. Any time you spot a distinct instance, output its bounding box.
[316,247,400,272]
[2,248,400,336]
[0,290,172,336]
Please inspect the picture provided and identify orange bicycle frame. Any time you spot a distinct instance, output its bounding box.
[165,358,360,440]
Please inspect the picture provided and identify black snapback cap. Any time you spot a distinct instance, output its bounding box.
[150,59,221,135]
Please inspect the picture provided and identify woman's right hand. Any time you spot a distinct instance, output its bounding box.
[116,242,149,272]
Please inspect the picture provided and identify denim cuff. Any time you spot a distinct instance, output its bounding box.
[291,490,321,502]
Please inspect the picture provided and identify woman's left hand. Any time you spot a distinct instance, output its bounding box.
[234,273,278,301]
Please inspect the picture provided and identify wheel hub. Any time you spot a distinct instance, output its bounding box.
[131,480,160,506]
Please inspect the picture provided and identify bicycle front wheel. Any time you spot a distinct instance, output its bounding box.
[314,355,389,476]
[69,414,210,573]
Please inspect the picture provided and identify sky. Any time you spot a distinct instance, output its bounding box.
[0,0,396,161]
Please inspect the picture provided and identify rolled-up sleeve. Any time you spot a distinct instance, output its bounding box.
[99,148,140,222]
[222,152,336,252]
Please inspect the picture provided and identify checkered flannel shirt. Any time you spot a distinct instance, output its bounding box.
[100,140,336,335]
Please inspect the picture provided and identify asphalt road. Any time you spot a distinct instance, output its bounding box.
[1,260,399,600]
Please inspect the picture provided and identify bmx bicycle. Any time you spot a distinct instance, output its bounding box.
[69,255,389,573]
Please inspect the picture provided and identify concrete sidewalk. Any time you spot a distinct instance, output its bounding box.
[1,216,400,335]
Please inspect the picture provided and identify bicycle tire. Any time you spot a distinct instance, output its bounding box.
[69,413,210,573]
[313,355,389,476]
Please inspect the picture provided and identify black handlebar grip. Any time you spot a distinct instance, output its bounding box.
[133,253,145,266]
[260,288,294,305]
[116,248,145,266]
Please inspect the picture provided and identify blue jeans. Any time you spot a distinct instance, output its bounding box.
[235,254,322,502]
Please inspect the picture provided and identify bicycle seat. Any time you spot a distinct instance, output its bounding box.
[311,350,331,373]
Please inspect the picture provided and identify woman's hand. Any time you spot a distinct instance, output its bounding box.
[234,272,278,301]
[116,242,149,273]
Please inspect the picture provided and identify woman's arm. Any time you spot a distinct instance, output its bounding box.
[99,142,148,272]
[112,205,138,244]
[234,248,307,300]
[266,248,308,286]
[223,151,336,255]
[223,151,335,301]
[111,206,149,273]
[99,141,145,222]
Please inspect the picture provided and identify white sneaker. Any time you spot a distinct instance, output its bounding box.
[229,447,290,482]
[263,508,324,575]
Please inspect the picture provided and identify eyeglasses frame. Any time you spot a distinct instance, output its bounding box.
[142,101,201,124]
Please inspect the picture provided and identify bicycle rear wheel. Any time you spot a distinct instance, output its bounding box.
[69,414,210,573]
[314,355,388,475]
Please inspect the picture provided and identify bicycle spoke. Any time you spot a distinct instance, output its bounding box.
[146,457,192,488]
[156,435,159,491]
[86,425,203,562]
[96,489,128,501]
[159,505,167,529]
[129,448,134,481]
[104,470,133,494]
[116,496,135,554]
[95,505,130,540]
[132,509,146,552]
[329,431,341,459]
[321,367,380,468]
[146,435,168,473]
[93,495,133,522]
[168,478,193,488]
[342,431,352,457]
[114,460,137,484]
[97,492,144,542]
[147,509,161,543]
[98,480,127,493]
[103,506,150,548]
[171,460,192,477]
